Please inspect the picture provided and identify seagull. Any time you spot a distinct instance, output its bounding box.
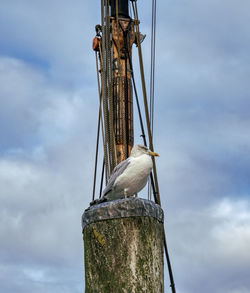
[101,144,159,202]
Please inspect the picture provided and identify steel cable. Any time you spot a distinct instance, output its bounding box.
[101,0,110,182]
[104,0,112,173]
[92,51,104,201]
[148,0,157,201]
[132,1,176,292]
[106,1,116,172]
[127,50,158,203]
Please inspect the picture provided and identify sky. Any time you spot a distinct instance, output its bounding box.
[0,0,250,292]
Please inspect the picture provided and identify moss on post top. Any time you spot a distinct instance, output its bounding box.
[82,198,164,231]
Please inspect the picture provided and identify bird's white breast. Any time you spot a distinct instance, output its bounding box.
[114,154,153,196]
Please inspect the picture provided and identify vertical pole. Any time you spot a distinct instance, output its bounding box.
[112,18,135,162]
[110,0,135,163]
[100,0,134,169]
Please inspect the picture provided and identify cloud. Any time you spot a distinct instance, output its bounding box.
[0,57,46,150]
[0,157,88,262]
[0,0,250,292]
[0,155,90,292]
[0,0,99,84]
[166,198,250,293]
[0,262,83,293]
[0,56,97,292]
[0,56,98,155]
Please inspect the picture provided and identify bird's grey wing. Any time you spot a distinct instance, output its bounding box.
[102,158,131,196]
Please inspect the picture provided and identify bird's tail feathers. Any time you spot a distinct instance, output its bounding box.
[89,197,108,206]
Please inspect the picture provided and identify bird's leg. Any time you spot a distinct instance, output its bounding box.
[127,193,137,198]
[124,189,128,199]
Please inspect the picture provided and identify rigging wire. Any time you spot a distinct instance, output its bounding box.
[107,0,117,172]
[132,0,161,205]
[101,0,118,178]
[148,0,157,201]
[150,0,157,137]
[92,52,102,201]
[92,100,101,201]
[104,0,114,173]
[125,33,158,205]
[101,0,110,182]
[92,47,105,201]
[131,1,176,292]
[99,158,105,198]
[97,44,106,154]
[123,27,130,158]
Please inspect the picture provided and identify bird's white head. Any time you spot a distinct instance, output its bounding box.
[130,144,159,158]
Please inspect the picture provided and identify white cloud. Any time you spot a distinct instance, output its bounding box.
[211,199,250,261]
[0,55,97,292]
[0,0,250,292]
[0,56,98,156]
[166,198,250,293]
[0,0,99,84]
[0,158,87,261]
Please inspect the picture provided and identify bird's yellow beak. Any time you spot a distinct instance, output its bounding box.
[149,151,159,157]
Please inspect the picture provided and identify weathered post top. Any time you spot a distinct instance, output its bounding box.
[82,197,164,229]
[82,198,165,292]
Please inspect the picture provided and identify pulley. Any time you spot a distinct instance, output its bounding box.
[92,36,102,52]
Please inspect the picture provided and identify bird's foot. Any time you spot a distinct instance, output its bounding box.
[126,193,138,199]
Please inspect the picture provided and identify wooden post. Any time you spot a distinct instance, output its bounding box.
[82,198,164,292]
